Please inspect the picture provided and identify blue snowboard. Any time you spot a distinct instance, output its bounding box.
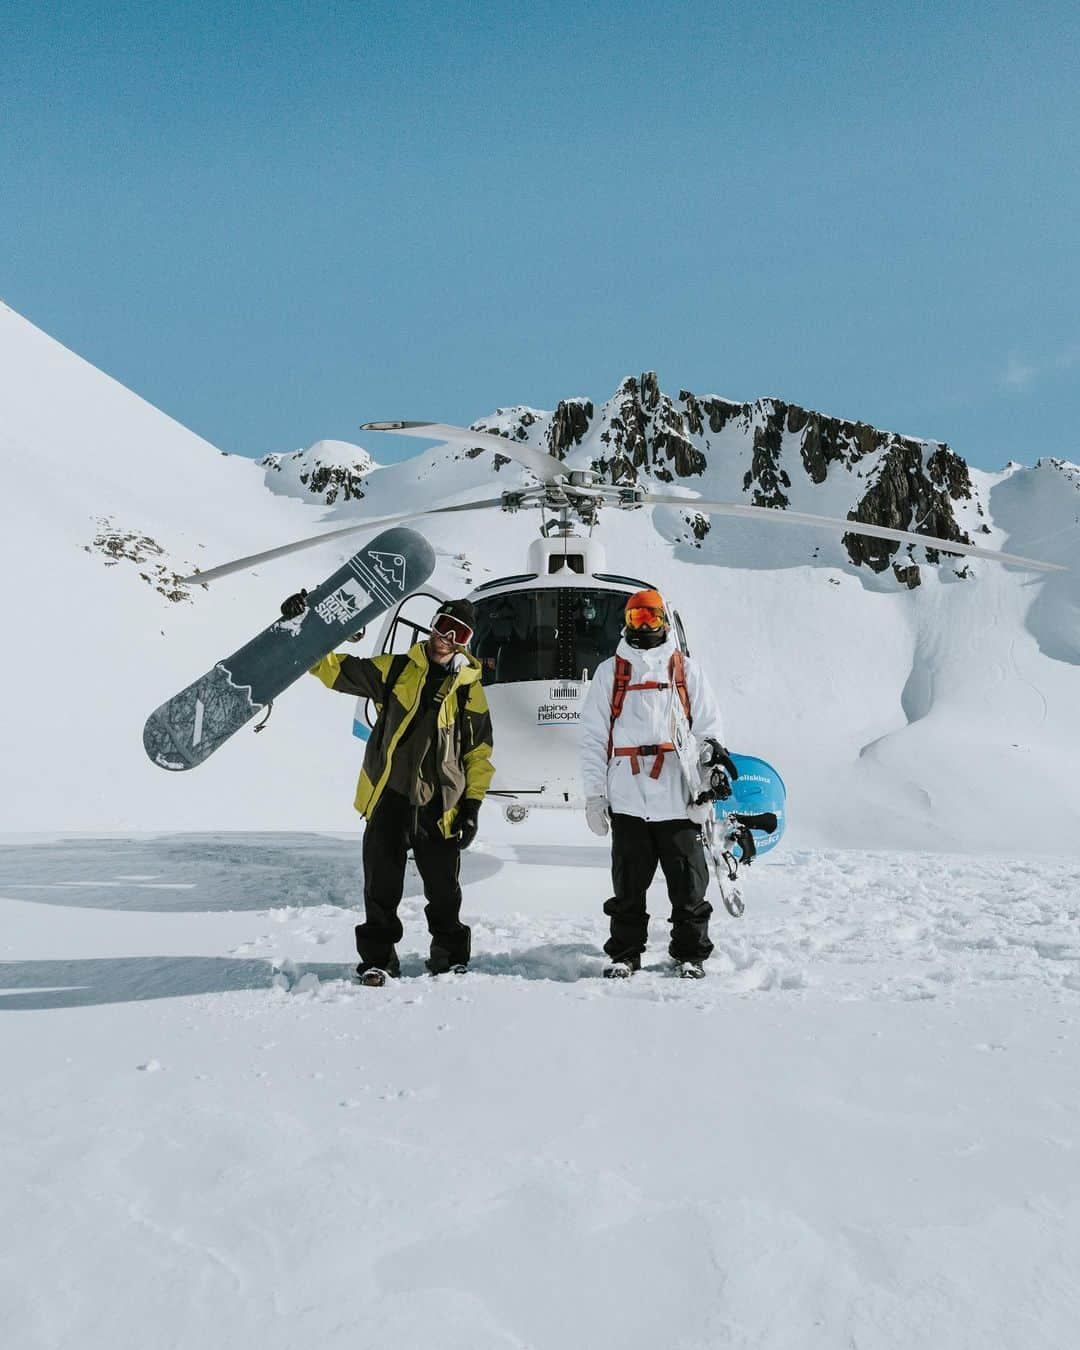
[717,754,787,856]
[143,526,436,771]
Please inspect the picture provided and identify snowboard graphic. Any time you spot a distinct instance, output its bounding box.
[720,754,786,855]
[143,527,436,771]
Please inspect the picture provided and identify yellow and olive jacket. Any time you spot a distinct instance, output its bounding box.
[309,642,495,839]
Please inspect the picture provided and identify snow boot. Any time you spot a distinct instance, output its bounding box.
[427,959,469,976]
[356,953,400,987]
[676,960,706,980]
[426,943,469,977]
[603,955,641,979]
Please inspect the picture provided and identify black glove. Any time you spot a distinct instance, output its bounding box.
[703,738,739,781]
[698,738,739,803]
[456,799,480,850]
[280,589,308,620]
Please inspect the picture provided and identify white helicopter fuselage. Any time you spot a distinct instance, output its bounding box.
[362,535,689,821]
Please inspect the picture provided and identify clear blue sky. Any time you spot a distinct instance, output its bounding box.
[2,0,1077,469]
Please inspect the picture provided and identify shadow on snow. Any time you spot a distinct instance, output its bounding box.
[0,955,351,1011]
[0,945,610,1010]
[0,833,504,912]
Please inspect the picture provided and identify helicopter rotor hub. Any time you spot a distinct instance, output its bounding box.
[497,478,648,524]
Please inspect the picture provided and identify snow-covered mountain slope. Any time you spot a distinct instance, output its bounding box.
[0,304,370,831]
[2,307,1079,848]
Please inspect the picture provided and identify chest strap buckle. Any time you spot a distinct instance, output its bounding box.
[612,742,676,778]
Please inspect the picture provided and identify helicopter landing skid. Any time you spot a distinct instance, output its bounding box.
[483,790,589,824]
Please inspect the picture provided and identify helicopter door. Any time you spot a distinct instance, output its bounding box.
[354,588,448,736]
[380,589,447,656]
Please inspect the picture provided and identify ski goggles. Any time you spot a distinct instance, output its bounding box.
[624,604,667,631]
[431,612,474,646]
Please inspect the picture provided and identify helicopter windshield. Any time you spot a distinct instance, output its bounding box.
[471,588,630,685]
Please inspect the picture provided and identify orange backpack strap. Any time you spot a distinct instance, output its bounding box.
[607,656,633,759]
[670,651,692,725]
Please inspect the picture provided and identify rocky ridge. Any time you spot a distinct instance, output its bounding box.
[263,374,1021,588]
[483,373,985,587]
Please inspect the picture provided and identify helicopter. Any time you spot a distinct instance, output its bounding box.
[186,420,1065,821]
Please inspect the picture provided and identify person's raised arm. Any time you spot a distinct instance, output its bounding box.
[280,589,390,700]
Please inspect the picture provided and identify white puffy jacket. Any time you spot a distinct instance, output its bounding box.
[580,635,725,822]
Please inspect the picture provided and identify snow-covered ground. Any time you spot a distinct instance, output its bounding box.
[4,301,1080,1347]
[3,831,1080,1348]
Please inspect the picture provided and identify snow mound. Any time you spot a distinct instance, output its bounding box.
[261,438,378,504]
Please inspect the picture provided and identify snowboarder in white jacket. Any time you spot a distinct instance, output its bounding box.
[580,589,735,978]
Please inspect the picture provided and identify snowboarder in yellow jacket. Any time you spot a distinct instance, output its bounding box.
[281,593,494,984]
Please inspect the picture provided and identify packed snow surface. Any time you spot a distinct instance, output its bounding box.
[3,830,1079,1349]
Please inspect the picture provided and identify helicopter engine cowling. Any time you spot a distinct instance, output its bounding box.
[526,536,607,578]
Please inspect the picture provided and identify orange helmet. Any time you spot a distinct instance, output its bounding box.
[624,588,669,633]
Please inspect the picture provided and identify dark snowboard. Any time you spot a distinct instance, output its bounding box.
[143,526,436,771]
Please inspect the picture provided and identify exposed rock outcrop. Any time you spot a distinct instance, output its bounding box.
[85,518,193,603]
[492,374,980,586]
[260,439,375,505]
[588,375,706,481]
[843,440,974,574]
[548,399,594,457]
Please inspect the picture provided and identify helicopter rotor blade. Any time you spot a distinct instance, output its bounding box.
[181,497,504,586]
[361,420,568,487]
[642,494,1067,574]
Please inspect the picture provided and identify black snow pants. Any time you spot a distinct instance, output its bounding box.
[603,813,713,964]
[356,789,470,970]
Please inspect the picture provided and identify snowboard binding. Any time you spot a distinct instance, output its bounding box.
[704,811,779,918]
